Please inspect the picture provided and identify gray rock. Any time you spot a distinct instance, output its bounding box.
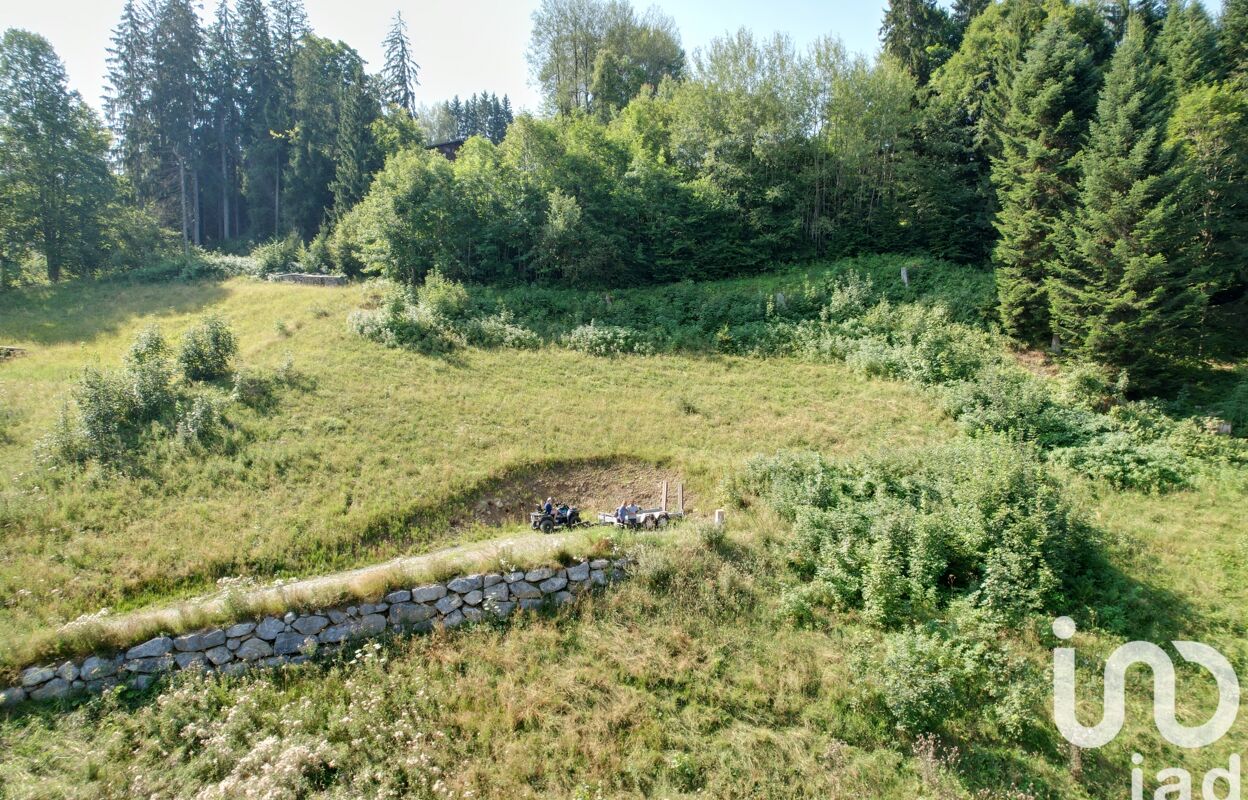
[462,590,483,606]
[447,574,483,593]
[127,655,174,674]
[235,638,274,661]
[80,656,119,681]
[327,609,349,624]
[442,609,465,628]
[509,581,541,599]
[385,589,411,604]
[55,662,79,682]
[489,601,515,619]
[462,606,484,622]
[283,611,297,624]
[21,666,54,687]
[260,656,287,668]
[225,622,255,638]
[359,602,388,615]
[255,617,286,640]
[525,567,556,582]
[435,594,462,615]
[126,636,173,660]
[205,646,233,666]
[0,687,27,706]
[227,638,242,651]
[390,602,437,626]
[346,606,358,616]
[85,677,119,694]
[71,679,85,690]
[589,559,610,570]
[173,633,204,652]
[503,571,525,583]
[201,629,227,649]
[130,674,156,691]
[539,576,568,594]
[359,614,386,636]
[30,678,71,701]
[411,584,447,603]
[292,615,328,635]
[553,591,573,606]
[567,562,590,581]
[318,621,356,644]
[483,582,509,602]
[482,573,503,588]
[219,662,248,677]
[569,580,590,595]
[519,598,544,611]
[274,632,317,656]
[590,569,607,586]
[175,652,207,670]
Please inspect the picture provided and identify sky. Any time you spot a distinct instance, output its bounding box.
[1,0,892,115]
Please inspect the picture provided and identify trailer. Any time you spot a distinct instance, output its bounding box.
[597,482,685,529]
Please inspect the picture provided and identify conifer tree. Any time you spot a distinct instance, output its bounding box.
[205,0,241,240]
[104,0,155,201]
[1051,15,1200,383]
[1220,0,1248,78]
[880,0,953,85]
[382,11,419,115]
[991,17,1098,342]
[1157,0,1220,94]
[149,0,204,245]
[236,0,280,236]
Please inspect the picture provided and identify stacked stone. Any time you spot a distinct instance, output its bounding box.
[1,558,629,708]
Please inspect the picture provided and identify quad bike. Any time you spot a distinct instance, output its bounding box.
[530,505,583,534]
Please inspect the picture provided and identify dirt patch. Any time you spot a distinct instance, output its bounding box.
[1012,348,1059,378]
[450,457,693,529]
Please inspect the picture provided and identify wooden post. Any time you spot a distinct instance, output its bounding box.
[714,509,725,526]
[900,266,909,288]
[677,483,684,514]
[661,481,668,512]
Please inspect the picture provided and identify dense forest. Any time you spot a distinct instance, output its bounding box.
[0,0,1246,385]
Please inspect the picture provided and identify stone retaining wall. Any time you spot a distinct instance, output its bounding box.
[267,273,347,286]
[1,557,629,707]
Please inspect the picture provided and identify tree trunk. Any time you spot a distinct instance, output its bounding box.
[274,154,281,236]
[220,121,231,240]
[179,157,190,252]
[192,168,201,247]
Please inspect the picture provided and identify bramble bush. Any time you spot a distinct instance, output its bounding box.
[178,314,238,381]
[250,235,302,277]
[561,323,654,357]
[741,439,1096,626]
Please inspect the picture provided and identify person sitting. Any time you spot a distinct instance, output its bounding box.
[543,497,554,516]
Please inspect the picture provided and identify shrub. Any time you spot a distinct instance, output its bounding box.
[0,390,15,443]
[415,269,470,322]
[250,235,302,277]
[944,365,1104,449]
[124,325,175,420]
[175,395,224,447]
[1052,432,1191,492]
[561,323,654,357]
[178,315,238,381]
[465,311,542,349]
[748,440,1094,626]
[300,231,333,274]
[1219,377,1248,434]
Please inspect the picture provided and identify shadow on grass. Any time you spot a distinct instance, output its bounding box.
[0,278,229,347]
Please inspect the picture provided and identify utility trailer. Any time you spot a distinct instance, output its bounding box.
[597,482,685,529]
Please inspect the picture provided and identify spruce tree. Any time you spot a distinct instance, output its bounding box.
[880,0,954,85]
[1051,15,1200,383]
[205,0,241,240]
[382,11,419,115]
[149,0,204,245]
[1157,0,1220,95]
[236,0,280,236]
[1221,0,1248,78]
[104,0,155,202]
[991,17,1098,342]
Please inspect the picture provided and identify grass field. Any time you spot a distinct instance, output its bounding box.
[1,265,1246,799]
[0,274,952,665]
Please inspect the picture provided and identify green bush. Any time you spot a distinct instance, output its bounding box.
[744,439,1094,625]
[300,231,333,274]
[415,269,470,322]
[1052,432,1192,492]
[175,395,223,447]
[250,235,302,277]
[1219,377,1248,434]
[178,315,238,381]
[561,323,654,357]
[944,365,1104,449]
[124,325,175,420]
[465,311,543,350]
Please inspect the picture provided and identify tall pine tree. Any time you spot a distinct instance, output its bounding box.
[236,0,280,236]
[104,0,155,203]
[1157,0,1220,95]
[1220,0,1248,78]
[382,11,419,115]
[205,0,241,240]
[1051,15,1200,383]
[991,17,1099,342]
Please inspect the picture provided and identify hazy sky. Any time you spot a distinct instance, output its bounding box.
[2,0,892,114]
